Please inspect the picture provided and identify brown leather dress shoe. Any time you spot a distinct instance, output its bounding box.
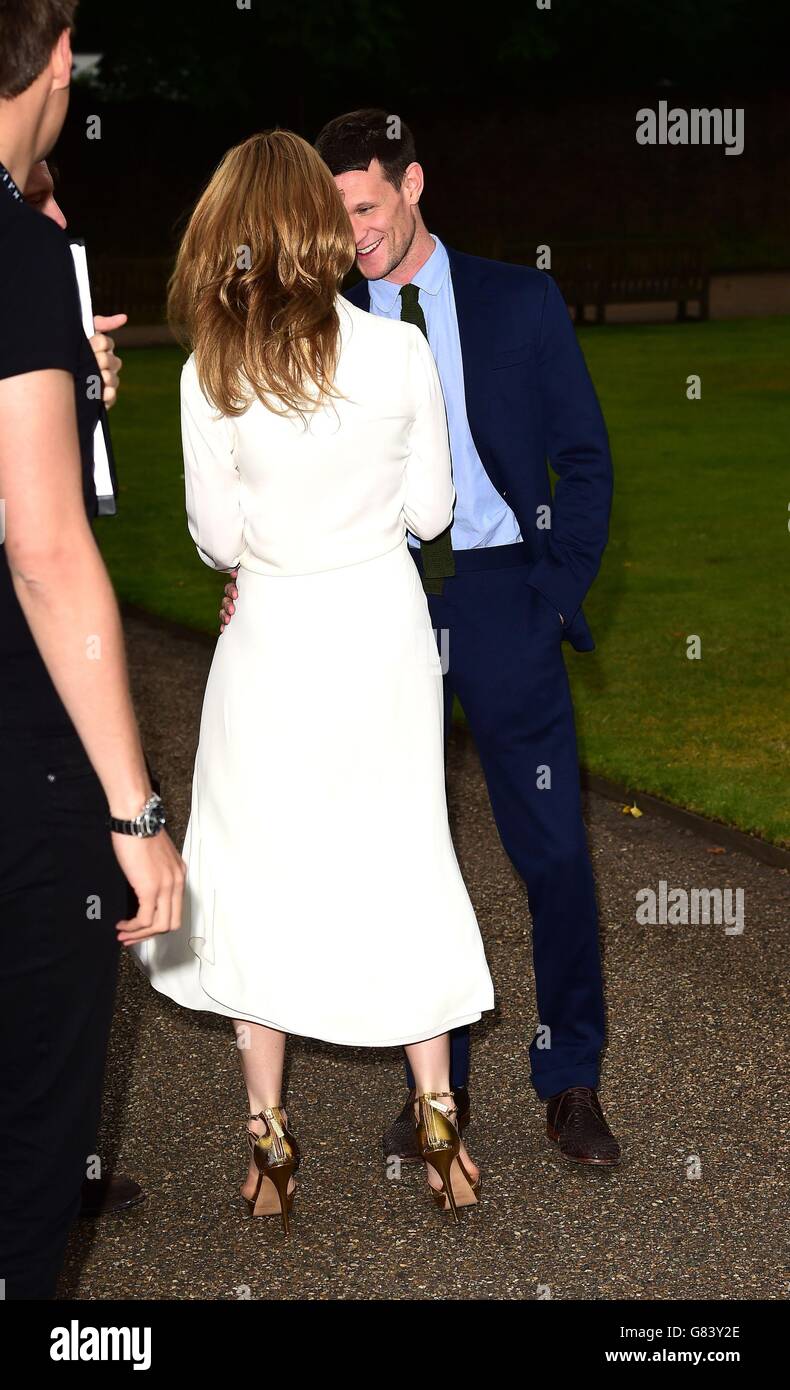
[546,1087,621,1165]
[383,1086,470,1164]
[79,1174,147,1218]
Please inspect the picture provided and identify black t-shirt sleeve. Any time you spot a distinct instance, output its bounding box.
[0,206,83,383]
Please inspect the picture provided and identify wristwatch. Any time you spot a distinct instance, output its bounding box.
[108,792,167,838]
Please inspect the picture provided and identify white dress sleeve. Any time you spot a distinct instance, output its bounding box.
[402,325,455,542]
[180,355,246,571]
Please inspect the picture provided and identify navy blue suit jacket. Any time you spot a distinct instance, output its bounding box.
[344,247,613,652]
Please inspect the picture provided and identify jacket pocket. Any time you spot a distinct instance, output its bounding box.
[489,344,533,371]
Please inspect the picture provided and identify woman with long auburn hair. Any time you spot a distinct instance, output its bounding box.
[133,130,494,1230]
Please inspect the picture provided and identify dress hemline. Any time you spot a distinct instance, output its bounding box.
[140,952,492,1049]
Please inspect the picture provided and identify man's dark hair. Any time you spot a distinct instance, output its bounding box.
[0,0,78,100]
[315,108,417,189]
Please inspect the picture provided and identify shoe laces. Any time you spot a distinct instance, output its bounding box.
[562,1087,598,1126]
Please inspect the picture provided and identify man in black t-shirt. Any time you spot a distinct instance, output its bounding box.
[0,170,111,720]
[0,153,127,728]
[0,0,185,1299]
[19,156,150,1224]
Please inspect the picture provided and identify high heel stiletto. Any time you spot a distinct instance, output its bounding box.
[242,1106,300,1234]
[415,1091,481,1222]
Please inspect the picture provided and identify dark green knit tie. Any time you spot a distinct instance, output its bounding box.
[399,283,455,596]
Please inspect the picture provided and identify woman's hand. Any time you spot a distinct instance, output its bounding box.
[219,566,239,633]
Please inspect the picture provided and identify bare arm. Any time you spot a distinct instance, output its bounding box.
[0,368,184,941]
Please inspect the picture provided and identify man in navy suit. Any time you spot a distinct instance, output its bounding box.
[222,109,620,1164]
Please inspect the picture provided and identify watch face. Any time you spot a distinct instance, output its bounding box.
[143,801,166,835]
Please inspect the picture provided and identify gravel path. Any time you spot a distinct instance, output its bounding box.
[58,613,787,1301]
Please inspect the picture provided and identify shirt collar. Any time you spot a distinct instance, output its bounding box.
[0,161,24,204]
[368,234,449,312]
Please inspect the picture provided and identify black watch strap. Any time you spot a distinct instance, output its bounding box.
[108,793,166,838]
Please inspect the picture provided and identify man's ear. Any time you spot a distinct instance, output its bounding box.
[402,162,425,206]
[50,28,73,93]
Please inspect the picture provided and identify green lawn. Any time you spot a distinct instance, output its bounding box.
[97,321,790,846]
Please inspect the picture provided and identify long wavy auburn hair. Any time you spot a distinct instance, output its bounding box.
[167,130,357,417]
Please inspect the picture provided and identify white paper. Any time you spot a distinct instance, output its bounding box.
[69,241,115,508]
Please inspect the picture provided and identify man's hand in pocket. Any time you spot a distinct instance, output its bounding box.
[527,582,564,630]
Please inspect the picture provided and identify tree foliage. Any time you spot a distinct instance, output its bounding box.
[73,0,788,116]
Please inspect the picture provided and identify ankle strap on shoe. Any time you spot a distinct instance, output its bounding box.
[416,1091,457,1116]
[247,1107,286,1139]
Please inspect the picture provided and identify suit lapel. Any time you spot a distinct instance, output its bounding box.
[445,246,491,476]
[343,278,370,312]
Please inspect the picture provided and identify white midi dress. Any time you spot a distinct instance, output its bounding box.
[133,295,494,1046]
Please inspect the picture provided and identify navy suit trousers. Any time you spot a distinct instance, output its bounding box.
[403,542,605,1101]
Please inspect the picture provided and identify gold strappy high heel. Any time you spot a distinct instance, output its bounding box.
[242,1106,300,1234]
[416,1091,480,1222]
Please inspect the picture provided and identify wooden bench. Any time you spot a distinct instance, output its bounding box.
[498,239,711,323]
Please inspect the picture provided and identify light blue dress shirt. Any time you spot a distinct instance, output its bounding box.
[367,235,523,551]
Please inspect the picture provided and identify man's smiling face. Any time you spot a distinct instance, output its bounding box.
[334,158,421,281]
